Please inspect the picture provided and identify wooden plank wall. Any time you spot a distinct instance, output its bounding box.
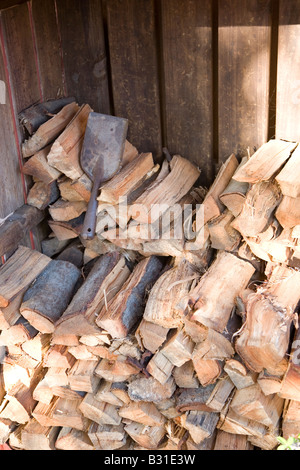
[0,0,299,226]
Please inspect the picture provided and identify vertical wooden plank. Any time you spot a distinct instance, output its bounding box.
[276,0,300,141]
[218,0,272,162]
[55,0,110,114]
[31,0,65,100]
[0,42,25,218]
[1,2,42,113]
[160,0,214,186]
[106,0,162,156]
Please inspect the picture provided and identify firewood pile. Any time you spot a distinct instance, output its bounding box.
[0,99,300,450]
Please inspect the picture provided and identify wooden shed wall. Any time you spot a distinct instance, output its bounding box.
[0,0,299,223]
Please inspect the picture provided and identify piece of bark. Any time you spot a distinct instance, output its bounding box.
[131,155,200,224]
[47,103,92,180]
[232,139,297,183]
[275,143,300,197]
[96,256,164,338]
[21,419,60,451]
[275,195,300,228]
[20,260,80,334]
[55,252,131,336]
[219,157,249,216]
[235,264,300,373]
[176,385,215,413]
[0,246,51,309]
[22,145,62,184]
[99,152,155,204]
[19,97,76,135]
[48,198,87,222]
[143,259,200,329]
[22,102,80,158]
[230,384,284,428]
[188,251,255,333]
[55,427,94,451]
[231,180,282,238]
[0,205,45,258]
[27,181,59,210]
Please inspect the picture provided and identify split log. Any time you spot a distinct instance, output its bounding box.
[235,264,300,373]
[119,401,165,427]
[207,210,241,251]
[0,206,45,258]
[55,252,131,336]
[205,153,239,212]
[94,358,139,383]
[230,384,284,428]
[79,394,121,426]
[43,345,75,370]
[124,421,165,449]
[0,290,24,330]
[135,319,169,354]
[99,152,155,204]
[67,360,100,394]
[21,419,60,450]
[175,385,215,413]
[127,377,176,403]
[172,361,199,389]
[192,342,223,387]
[94,381,124,407]
[20,260,81,333]
[182,410,219,444]
[217,407,267,438]
[130,155,200,224]
[22,145,61,184]
[22,102,80,158]
[0,246,51,308]
[276,143,300,197]
[19,97,76,135]
[279,327,300,401]
[55,427,94,451]
[143,259,200,329]
[96,256,164,338]
[48,199,87,222]
[282,400,300,439]
[275,195,300,228]
[69,174,92,203]
[219,157,249,216]
[27,181,59,211]
[47,104,92,180]
[48,213,85,241]
[188,251,255,333]
[205,376,235,413]
[33,397,89,431]
[21,333,51,363]
[224,358,258,390]
[0,316,38,347]
[160,328,194,368]
[57,176,86,202]
[231,180,282,238]
[214,430,253,450]
[146,351,174,384]
[232,139,297,183]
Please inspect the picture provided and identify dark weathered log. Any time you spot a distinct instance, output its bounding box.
[20,260,81,333]
[0,205,45,258]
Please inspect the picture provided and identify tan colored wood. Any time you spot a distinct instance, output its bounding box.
[67,360,100,394]
[119,401,165,427]
[27,180,59,211]
[33,397,89,431]
[192,342,223,387]
[219,157,249,216]
[208,210,241,251]
[128,376,176,403]
[70,173,92,203]
[146,351,174,385]
[124,421,165,449]
[55,427,94,450]
[218,407,267,438]
[58,176,86,202]
[22,145,61,184]
[21,419,59,450]
[173,361,199,389]
[49,199,87,222]
[94,358,139,383]
[189,251,255,333]
[214,430,253,450]
[206,376,235,412]
[224,358,258,390]
[79,393,121,426]
[233,139,297,183]
[282,400,300,439]
[135,319,169,354]
[276,144,300,197]
[22,102,80,158]
[47,104,92,180]
[182,410,219,444]
[21,333,51,362]
[275,195,300,228]
[43,345,75,369]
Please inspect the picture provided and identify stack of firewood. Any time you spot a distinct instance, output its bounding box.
[0,100,300,450]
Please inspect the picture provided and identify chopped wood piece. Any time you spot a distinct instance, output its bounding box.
[22,102,80,158]
[173,361,199,389]
[94,358,139,383]
[128,377,176,403]
[87,422,125,445]
[0,316,38,346]
[49,199,87,222]
[68,360,100,393]
[55,252,131,336]
[175,385,215,413]
[219,157,249,216]
[70,174,92,202]
[94,381,124,407]
[20,260,80,333]
[235,264,300,373]
[43,345,75,370]
[48,213,85,241]
[55,427,94,451]
[275,195,300,228]
[206,376,235,412]
[231,180,282,238]
[0,246,51,309]
[19,97,76,135]
[160,328,194,367]
[22,333,51,362]
[33,397,89,431]
[131,155,200,224]
[58,177,86,202]
[135,319,169,354]
[276,144,300,197]
[188,251,255,333]
[205,153,239,211]
[124,421,165,449]
[143,259,200,329]
[119,401,165,427]
[121,140,139,167]
[214,430,253,450]
[21,419,60,450]
[47,104,92,180]
[0,291,24,330]
[208,210,241,251]
[99,152,155,204]
[22,145,62,184]
[218,407,267,438]
[79,393,121,426]
[282,400,300,439]
[230,384,284,428]
[232,139,297,183]
[279,328,300,401]
[96,256,164,338]
[192,342,223,387]
[146,351,174,384]
[27,181,59,211]
[182,410,219,444]
[224,358,258,390]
